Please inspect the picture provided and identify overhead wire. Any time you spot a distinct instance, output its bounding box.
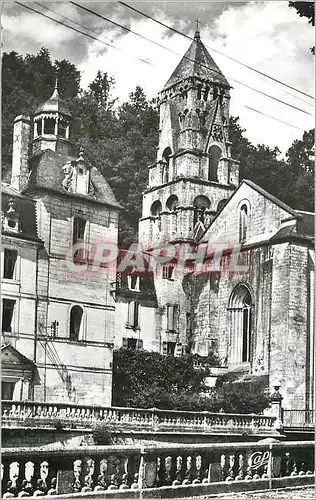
[69,1,313,116]
[15,2,153,66]
[118,0,314,100]
[244,106,305,131]
[15,1,313,129]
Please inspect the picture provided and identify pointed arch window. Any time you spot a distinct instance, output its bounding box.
[228,285,253,364]
[70,306,83,341]
[239,204,248,243]
[208,145,221,181]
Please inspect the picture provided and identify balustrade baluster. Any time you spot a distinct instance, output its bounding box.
[220,454,228,481]
[24,461,35,495]
[73,459,83,492]
[192,454,202,484]
[225,453,235,481]
[156,455,166,487]
[235,453,244,480]
[183,455,193,485]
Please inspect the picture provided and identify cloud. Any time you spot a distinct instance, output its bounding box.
[2,1,314,153]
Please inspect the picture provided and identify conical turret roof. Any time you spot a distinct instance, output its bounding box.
[163,30,230,91]
[35,80,71,117]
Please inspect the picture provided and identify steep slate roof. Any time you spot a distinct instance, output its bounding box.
[24,149,122,210]
[163,30,230,91]
[1,183,41,242]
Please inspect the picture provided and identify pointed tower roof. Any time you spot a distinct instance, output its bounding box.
[35,79,71,117]
[163,30,230,91]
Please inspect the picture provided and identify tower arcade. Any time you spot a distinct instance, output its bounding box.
[139,29,240,246]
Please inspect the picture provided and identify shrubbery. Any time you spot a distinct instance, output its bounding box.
[112,348,270,415]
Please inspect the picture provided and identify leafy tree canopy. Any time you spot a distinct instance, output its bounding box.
[289,1,315,53]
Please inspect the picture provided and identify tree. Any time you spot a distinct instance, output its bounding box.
[282,128,315,211]
[112,348,269,413]
[2,48,80,174]
[229,116,314,211]
[112,348,218,410]
[289,1,315,53]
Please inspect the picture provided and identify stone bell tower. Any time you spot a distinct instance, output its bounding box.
[139,29,239,247]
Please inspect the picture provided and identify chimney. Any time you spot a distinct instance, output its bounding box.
[11,115,31,191]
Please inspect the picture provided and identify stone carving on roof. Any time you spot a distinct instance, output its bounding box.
[211,124,223,142]
[62,161,75,192]
[2,198,21,233]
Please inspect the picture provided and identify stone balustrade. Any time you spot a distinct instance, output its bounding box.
[1,441,314,496]
[283,410,315,427]
[1,400,277,434]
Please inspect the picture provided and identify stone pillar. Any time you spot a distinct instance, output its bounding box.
[11,115,31,191]
[269,385,283,429]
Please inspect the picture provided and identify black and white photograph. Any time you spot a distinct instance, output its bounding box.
[1,0,315,498]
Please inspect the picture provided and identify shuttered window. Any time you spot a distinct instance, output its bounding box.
[167,305,178,332]
[127,301,140,328]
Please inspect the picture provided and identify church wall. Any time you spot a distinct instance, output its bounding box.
[269,243,310,409]
[191,246,272,374]
[203,182,293,244]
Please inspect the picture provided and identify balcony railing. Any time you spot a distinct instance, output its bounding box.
[283,409,315,428]
[1,440,314,496]
[1,400,277,434]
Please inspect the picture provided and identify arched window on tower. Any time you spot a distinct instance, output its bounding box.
[239,204,248,243]
[204,86,210,101]
[166,195,179,211]
[150,200,162,216]
[193,195,210,227]
[228,285,253,364]
[162,147,172,183]
[208,145,221,181]
[70,305,83,341]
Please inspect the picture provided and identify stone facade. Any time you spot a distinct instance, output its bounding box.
[137,30,315,410]
[1,86,121,405]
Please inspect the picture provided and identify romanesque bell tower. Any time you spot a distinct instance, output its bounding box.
[139,29,239,246]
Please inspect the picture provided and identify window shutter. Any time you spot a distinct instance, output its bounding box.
[128,301,135,327]
[122,338,128,348]
[137,339,143,350]
[134,303,140,328]
[167,305,173,331]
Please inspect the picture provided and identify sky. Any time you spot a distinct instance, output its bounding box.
[2,1,315,154]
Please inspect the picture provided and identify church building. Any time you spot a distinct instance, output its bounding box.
[138,29,314,411]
